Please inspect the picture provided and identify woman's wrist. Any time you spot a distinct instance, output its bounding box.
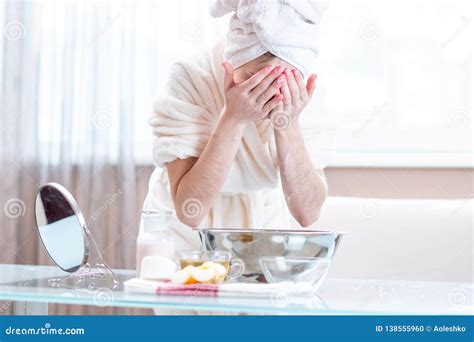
[213,109,248,142]
[273,119,303,158]
[274,118,301,142]
[221,108,249,130]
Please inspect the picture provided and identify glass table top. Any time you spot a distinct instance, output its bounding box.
[0,264,472,315]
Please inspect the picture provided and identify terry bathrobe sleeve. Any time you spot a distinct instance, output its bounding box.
[148,59,222,168]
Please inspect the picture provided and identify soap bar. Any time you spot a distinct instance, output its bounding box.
[140,256,177,280]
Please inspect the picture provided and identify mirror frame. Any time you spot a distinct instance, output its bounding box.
[34,182,90,272]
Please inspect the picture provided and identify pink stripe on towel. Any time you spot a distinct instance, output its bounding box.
[155,284,219,297]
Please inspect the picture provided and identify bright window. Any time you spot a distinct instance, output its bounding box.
[2,0,472,167]
[303,0,472,167]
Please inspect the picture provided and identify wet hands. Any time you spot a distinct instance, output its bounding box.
[221,62,285,124]
[269,68,317,131]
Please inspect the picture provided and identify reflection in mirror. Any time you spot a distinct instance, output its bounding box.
[35,183,119,291]
[35,183,88,272]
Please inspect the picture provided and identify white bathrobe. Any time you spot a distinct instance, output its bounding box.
[142,40,324,252]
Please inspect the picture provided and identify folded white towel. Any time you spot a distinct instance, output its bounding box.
[124,277,315,297]
[209,0,329,77]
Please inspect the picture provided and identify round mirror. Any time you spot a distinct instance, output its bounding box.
[35,183,89,272]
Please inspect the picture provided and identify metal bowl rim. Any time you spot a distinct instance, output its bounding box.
[259,256,333,262]
[198,228,347,235]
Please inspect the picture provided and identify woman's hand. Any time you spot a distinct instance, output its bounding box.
[270,68,325,227]
[222,61,285,125]
[269,69,317,130]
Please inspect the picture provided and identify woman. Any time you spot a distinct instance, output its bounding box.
[143,0,328,252]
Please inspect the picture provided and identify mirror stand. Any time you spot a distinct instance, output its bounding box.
[36,183,121,293]
[48,227,119,291]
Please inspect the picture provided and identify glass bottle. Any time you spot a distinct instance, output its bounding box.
[136,209,175,274]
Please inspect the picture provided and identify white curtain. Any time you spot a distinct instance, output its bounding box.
[1,0,136,268]
[0,1,210,313]
[0,0,225,254]
[0,0,225,314]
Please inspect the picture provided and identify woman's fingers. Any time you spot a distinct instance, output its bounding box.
[280,77,291,105]
[249,66,284,97]
[285,68,300,100]
[263,94,284,115]
[222,61,235,91]
[294,69,308,101]
[306,74,318,99]
[256,75,284,106]
[240,65,275,92]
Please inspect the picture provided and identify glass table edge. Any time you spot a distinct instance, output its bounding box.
[0,292,470,316]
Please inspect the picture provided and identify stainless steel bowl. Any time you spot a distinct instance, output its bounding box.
[199,228,344,282]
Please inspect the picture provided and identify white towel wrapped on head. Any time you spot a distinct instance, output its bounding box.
[209,0,329,77]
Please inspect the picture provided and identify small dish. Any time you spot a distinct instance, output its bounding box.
[259,256,331,289]
[178,251,244,282]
